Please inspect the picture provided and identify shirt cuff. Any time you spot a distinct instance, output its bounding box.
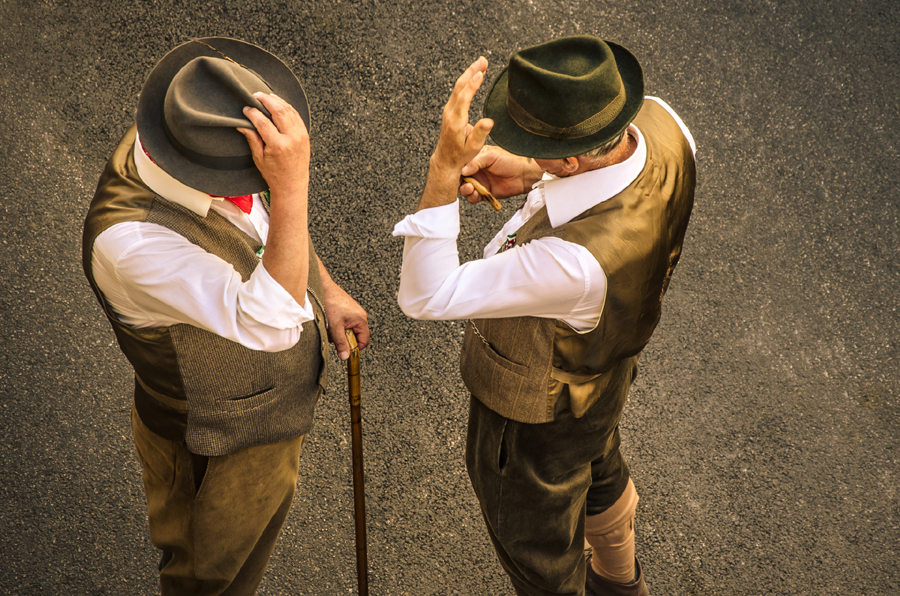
[239,262,316,330]
[392,201,460,239]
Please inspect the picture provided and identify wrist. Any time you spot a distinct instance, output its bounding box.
[428,153,460,182]
[267,177,309,208]
[320,270,340,295]
[418,169,460,211]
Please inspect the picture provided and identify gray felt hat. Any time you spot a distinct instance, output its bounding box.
[136,37,309,196]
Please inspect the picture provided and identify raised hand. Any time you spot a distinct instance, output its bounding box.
[417,57,494,211]
[432,57,494,174]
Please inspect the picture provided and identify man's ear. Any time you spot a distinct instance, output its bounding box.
[563,156,580,173]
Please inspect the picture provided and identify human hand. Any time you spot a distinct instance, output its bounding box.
[322,279,370,361]
[431,56,494,179]
[458,146,543,204]
[237,93,310,197]
[417,57,495,212]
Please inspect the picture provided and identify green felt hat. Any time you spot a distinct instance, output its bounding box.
[136,37,309,196]
[483,36,644,159]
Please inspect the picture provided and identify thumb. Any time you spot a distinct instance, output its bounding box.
[468,118,494,153]
[461,124,495,176]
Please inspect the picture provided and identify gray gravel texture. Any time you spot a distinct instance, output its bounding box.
[1,0,898,595]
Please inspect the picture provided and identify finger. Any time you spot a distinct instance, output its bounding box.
[236,127,264,159]
[466,118,494,152]
[447,57,487,121]
[460,119,493,166]
[450,57,486,98]
[352,323,371,351]
[466,145,496,173]
[243,105,279,141]
[459,183,484,203]
[451,69,484,121]
[461,151,487,176]
[331,325,351,361]
[255,93,301,134]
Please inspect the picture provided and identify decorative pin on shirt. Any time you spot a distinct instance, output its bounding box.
[499,233,517,253]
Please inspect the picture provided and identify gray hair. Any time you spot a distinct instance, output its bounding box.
[582,130,628,161]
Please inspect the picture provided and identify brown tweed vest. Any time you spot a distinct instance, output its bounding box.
[83,125,329,456]
[460,100,695,423]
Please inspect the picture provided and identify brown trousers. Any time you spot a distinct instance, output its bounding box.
[131,404,305,596]
[465,357,636,596]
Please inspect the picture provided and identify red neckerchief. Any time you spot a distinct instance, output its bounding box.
[210,193,254,214]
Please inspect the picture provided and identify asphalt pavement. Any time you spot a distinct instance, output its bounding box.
[1,0,897,594]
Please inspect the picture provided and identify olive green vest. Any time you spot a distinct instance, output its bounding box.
[459,100,695,423]
[83,125,329,456]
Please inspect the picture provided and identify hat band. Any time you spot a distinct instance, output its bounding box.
[162,119,255,171]
[506,80,626,140]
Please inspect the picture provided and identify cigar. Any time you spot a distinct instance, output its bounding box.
[463,177,502,211]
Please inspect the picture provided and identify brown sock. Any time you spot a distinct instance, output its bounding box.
[584,479,638,584]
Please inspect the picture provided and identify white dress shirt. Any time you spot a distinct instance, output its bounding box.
[91,133,315,352]
[393,97,695,332]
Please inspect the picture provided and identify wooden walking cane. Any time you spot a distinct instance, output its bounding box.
[345,329,369,595]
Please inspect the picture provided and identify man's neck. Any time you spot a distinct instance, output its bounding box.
[584,129,637,172]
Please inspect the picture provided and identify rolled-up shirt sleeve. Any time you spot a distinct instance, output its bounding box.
[393,202,462,316]
[92,221,315,352]
[392,201,606,330]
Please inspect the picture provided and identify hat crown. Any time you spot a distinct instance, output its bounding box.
[137,38,310,195]
[164,57,270,161]
[507,36,625,131]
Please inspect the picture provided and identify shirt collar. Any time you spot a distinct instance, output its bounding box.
[133,132,224,217]
[541,124,647,228]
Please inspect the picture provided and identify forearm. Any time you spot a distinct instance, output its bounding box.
[397,235,461,318]
[316,255,370,357]
[417,156,463,212]
[239,92,313,306]
[397,234,603,328]
[317,254,340,295]
[262,182,310,304]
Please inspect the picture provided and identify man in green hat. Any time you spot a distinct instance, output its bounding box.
[393,36,696,595]
[83,38,369,594]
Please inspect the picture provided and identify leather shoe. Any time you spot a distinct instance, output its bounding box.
[585,557,649,596]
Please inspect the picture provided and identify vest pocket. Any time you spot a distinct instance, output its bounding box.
[461,323,552,424]
[465,322,531,376]
[185,387,281,456]
[206,386,277,412]
[226,385,276,403]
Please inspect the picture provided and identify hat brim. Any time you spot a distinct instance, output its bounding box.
[483,41,644,159]
[136,38,309,196]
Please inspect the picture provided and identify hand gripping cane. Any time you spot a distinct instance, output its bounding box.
[345,329,369,595]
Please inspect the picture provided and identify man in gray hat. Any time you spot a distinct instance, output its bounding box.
[83,38,369,595]
[393,37,696,595]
